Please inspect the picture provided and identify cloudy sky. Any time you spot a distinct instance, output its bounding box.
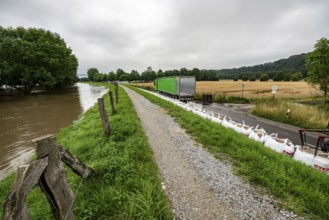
[0,0,328,75]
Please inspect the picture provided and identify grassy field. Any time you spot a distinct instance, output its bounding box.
[0,83,173,219]
[128,85,329,219]
[133,80,319,99]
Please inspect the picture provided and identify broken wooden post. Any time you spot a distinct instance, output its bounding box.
[33,135,74,220]
[114,83,119,103]
[109,91,116,114]
[2,135,94,220]
[98,98,111,137]
[2,157,48,220]
[58,145,93,178]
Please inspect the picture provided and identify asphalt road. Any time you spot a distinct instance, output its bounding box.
[204,103,321,147]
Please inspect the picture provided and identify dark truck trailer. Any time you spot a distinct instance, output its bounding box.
[155,76,196,100]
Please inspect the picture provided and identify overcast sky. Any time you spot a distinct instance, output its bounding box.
[0,0,328,75]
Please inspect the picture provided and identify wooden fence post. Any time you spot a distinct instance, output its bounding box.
[109,91,116,114]
[98,98,111,138]
[2,158,48,220]
[114,83,119,103]
[33,135,74,220]
[2,135,93,220]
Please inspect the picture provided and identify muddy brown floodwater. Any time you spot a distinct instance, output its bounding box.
[0,83,108,180]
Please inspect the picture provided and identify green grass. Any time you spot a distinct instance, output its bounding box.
[128,85,329,219]
[0,83,172,220]
[251,98,329,129]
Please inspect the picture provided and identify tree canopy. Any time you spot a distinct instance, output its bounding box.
[306,38,329,102]
[0,26,78,94]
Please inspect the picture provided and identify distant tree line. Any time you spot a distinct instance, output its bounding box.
[0,26,78,94]
[85,53,308,83]
[215,53,307,80]
[83,67,218,82]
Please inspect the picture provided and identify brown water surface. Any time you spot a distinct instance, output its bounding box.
[0,83,108,180]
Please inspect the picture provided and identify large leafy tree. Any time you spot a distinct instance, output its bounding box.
[87,68,99,81]
[306,38,329,102]
[116,68,125,80]
[0,26,78,94]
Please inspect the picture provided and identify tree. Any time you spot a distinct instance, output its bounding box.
[157,69,165,78]
[249,75,257,81]
[260,73,269,81]
[273,72,284,81]
[179,68,189,76]
[108,71,116,82]
[116,68,125,80]
[190,68,201,80]
[283,73,291,81]
[129,70,140,81]
[87,68,99,81]
[290,72,303,81]
[119,73,129,81]
[141,67,157,82]
[306,38,329,102]
[0,26,78,94]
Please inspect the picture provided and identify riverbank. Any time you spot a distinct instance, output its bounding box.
[0,83,172,219]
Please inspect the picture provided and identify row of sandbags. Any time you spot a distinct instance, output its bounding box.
[143,90,329,173]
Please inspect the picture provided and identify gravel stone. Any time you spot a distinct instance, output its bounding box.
[123,86,302,220]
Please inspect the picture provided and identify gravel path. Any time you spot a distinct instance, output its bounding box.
[123,87,301,220]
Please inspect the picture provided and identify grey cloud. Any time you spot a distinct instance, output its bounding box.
[0,0,328,74]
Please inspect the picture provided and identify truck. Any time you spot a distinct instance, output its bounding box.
[155,76,196,100]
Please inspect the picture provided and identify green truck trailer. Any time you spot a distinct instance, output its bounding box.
[155,76,196,100]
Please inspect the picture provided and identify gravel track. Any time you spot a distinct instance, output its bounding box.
[123,86,301,220]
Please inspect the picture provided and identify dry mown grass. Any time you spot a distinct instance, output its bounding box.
[132,81,320,99]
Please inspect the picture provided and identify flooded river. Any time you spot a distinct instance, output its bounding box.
[0,83,108,180]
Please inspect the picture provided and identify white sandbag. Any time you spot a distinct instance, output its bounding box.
[313,156,329,173]
[221,116,232,128]
[248,127,268,143]
[235,121,253,136]
[292,146,314,167]
[264,136,295,156]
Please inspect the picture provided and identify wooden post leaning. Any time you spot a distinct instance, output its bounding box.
[109,91,116,115]
[34,135,75,220]
[2,157,48,220]
[98,98,111,138]
[114,83,119,104]
[2,135,93,220]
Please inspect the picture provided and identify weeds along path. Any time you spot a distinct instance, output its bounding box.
[123,87,298,220]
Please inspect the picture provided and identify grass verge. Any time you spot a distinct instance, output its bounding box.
[0,82,172,220]
[251,98,329,129]
[128,85,329,219]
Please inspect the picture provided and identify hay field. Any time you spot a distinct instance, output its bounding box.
[132,81,319,99]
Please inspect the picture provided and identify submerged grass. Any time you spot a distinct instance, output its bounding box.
[128,86,329,219]
[0,83,172,219]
